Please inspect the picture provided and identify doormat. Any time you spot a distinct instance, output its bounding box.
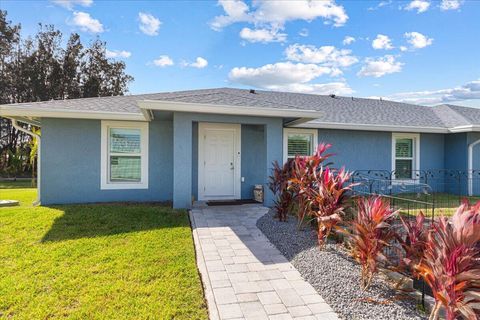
[206,199,259,206]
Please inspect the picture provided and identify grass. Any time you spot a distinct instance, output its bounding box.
[392,193,480,217]
[352,193,480,218]
[0,179,35,189]
[0,191,208,319]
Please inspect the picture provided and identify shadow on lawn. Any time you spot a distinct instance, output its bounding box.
[41,203,185,242]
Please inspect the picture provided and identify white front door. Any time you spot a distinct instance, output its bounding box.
[198,123,241,200]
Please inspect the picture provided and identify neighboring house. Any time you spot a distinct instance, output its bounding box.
[1,88,480,208]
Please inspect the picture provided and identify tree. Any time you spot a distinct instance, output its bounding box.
[82,38,133,97]
[0,10,134,177]
[62,33,83,99]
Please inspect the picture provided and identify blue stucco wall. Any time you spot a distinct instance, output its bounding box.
[467,132,480,195]
[41,115,465,205]
[445,133,467,171]
[420,133,445,170]
[315,130,447,194]
[419,133,445,193]
[241,125,266,199]
[192,122,198,200]
[40,118,173,205]
[172,112,282,208]
[191,124,266,200]
[316,130,446,172]
[317,129,392,171]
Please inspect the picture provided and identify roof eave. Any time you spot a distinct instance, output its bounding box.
[448,125,480,133]
[292,121,450,133]
[137,100,324,119]
[0,106,147,121]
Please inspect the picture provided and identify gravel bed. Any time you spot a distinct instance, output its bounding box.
[257,210,427,320]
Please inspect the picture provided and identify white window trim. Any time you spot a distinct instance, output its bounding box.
[283,128,318,163]
[391,133,420,180]
[101,120,149,190]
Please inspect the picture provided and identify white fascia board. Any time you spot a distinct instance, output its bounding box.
[137,100,324,118]
[292,121,449,133]
[0,106,147,121]
[448,125,480,133]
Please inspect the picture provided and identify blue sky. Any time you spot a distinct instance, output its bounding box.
[3,0,480,106]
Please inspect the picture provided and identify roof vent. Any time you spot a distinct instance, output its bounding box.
[249,89,256,94]
[329,94,336,98]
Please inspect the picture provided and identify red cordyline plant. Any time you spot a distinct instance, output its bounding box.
[349,196,398,290]
[416,200,480,320]
[397,212,429,279]
[302,166,355,248]
[268,160,295,221]
[290,143,334,227]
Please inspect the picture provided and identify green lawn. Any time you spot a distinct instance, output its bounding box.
[352,193,480,217]
[0,179,35,189]
[0,192,208,319]
[392,193,480,217]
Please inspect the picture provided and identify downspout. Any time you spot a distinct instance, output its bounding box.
[467,139,480,196]
[11,119,41,206]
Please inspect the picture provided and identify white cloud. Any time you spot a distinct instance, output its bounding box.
[285,44,358,68]
[230,62,334,85]
[210,0,348,36]
[267,82,354,95]
[440,0,462,10]
[400,46,408,52]
[357,55,403,77]
[229,61,342,90]
[368,0,392,11]
[71,11,104,33]
[404,0,430,13]
[343,36,355,45]
[106,49,131,59]
[138,12,161,36]
[388,79,480,105]
[210,0,251,31]
[299,28,309,37]
[153,55,174,67]
[404,31,433,49]
[51,0,92,10]
[239,27,286,43]
[184,57,208,69]
[372,34,394,50]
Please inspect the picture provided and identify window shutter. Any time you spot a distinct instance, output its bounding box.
[288,134,312,157]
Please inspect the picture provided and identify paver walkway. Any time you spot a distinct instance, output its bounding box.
[190,203,339,320]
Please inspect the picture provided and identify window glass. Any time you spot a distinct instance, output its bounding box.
[394,137,415,179]
[110,156,141,182]
[395,159,412,179]
[287,134,313,158]
[395,138,412,158]
[110,128,141,154]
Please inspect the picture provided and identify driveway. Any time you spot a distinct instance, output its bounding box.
[190,203,339,320]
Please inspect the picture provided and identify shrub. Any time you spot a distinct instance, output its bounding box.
[268,160,295,222]
[415,201,480,320]
[302,166,355,248]
[397,212,429,279]
[290,143,334,227]
[349,196,397,290]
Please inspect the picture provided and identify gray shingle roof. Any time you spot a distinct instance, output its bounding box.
[1,87,479,130]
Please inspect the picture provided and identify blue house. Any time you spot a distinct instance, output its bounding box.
[1,88,480,208]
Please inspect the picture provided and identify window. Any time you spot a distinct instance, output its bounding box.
[101,121,149,189]
[283,128,318,163]
[392,133,419,180]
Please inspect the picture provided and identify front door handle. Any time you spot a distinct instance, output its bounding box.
[230,162,234,170]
